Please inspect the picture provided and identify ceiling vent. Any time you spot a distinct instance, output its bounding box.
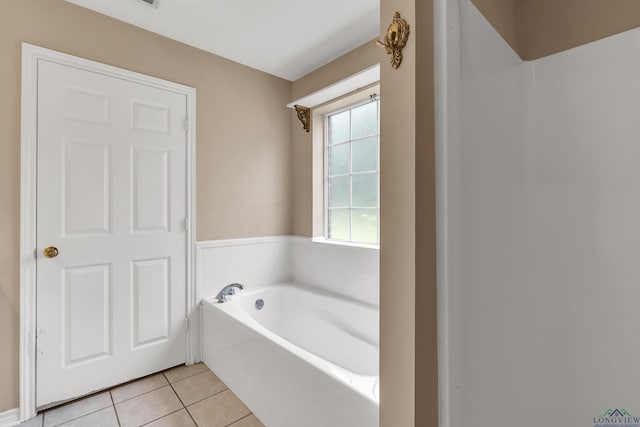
[138,0,159,8]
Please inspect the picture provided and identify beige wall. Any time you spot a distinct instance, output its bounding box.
[413,1,439,425]
[472,0,640,60]
[379,2,416,424]
[378,2,438,426]
[520,0,640,60]
[0,0,292,412]
[290,41,380,236]
[469,0,521,54]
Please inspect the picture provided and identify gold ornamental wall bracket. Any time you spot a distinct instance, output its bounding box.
[294,105,311,133]
[377,12,410,69]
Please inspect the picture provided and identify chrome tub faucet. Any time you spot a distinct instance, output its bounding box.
[216,283,245,303]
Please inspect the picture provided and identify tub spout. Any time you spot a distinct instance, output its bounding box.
[216,283,245,303]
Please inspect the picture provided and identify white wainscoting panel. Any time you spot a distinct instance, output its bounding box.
[196,236,379,306]
[196,236,293,299]
[291,237,379,306]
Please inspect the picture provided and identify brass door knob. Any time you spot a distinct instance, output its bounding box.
[43,246,59,258]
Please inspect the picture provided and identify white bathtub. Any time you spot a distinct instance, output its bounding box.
[201,283,379,427]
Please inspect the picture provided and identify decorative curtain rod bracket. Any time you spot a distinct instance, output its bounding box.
[294,105,311,133]
[377,12,410,69]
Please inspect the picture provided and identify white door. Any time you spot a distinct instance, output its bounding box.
[36,59,188,407]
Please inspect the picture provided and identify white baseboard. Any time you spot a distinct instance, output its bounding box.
[0,408,20,427]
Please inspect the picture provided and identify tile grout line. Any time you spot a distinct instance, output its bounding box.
[164,365,210,385]
[139,408,185,427]
[164,369,233,410]
[163,370,248,426]
[42,395,107,426]
[108,391,122,427]
[225,413,254,427]
[99,370,172,407]
[164,372,187,408]
[186,409,200,427]
[19,412,43,427]
[45,370,169,425]
[44,400,113,427]
[40,365,210,427]
[111,382,168,406]
[113,383,179,426]
[112,364,209,406]
[48,379,173,426]
[164,372,201,426]
[182,386,230,409]
[109,364,209,407]
[116,376,186,427]
[42,390,115,427]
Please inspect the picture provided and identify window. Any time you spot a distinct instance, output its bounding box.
[325,98,380,245]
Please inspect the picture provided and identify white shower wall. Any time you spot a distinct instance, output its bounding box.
[443,1,640,426]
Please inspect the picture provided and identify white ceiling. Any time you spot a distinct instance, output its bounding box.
[65,0,380,81]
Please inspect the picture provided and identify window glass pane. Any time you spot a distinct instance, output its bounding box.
[352,136,377,173]
[352,209,377,244]
[329,176,350,208]
[329,143,349,176]
[328,111,350,144]
[351,102,377,139]
[325,99,380,245]
[329,209,350,241]
[352,174,377,208]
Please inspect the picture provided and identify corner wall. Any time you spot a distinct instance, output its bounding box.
[378,0,439,426]
[471,0,640,61]
[0,0,292,412]
[519,0,640,60]
[445,1,640,425]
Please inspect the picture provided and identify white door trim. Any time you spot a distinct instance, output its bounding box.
[20,43,197,421]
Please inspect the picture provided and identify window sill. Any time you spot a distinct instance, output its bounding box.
[311,237,379,250]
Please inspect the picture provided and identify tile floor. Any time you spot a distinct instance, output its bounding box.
[18,363,265,427]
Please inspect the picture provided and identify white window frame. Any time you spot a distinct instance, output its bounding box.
[323,97,380,247]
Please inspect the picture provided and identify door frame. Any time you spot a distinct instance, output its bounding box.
[19,43,197,421]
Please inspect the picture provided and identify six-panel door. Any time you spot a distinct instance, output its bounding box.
[36,60,188,407]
